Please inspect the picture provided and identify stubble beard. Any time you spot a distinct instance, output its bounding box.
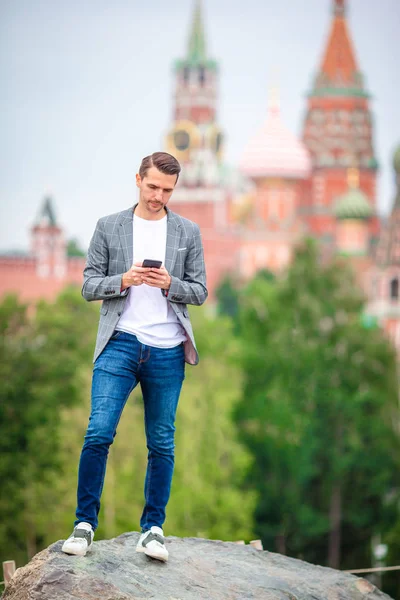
[147,200,164,212]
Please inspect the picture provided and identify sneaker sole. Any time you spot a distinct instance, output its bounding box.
[61,541,90,557]
[144,548,168,562]
[136,544,168,562]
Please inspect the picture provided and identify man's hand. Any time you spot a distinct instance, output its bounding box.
[121,262,151,291]
[142,266,171,290]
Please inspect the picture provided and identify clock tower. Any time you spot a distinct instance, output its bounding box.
[166,1,224,199]
[165,0,239,296]
[302,0,379,248]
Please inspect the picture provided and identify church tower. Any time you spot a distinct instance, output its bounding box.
[31,196,67,279]
[165,0,227,231]
[170,0,218,129]
[302,0,379,247]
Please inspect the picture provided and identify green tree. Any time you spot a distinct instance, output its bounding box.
[67,238,86,257]
[0,288,98,565]
[235,240,400,570]
[215,275,240,321]
[0,295,34,564]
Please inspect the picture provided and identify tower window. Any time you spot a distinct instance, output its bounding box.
[390,278,399,301]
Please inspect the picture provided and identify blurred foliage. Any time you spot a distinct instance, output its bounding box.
[215,275,240,322]
[1,247,399,599]
[231,239,400,593]
[0,288,98,565]
[66,238,86,257]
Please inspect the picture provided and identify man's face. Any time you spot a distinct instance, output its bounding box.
[136,167,177,216]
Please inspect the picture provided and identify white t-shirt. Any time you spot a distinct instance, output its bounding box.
[116,214,186,348]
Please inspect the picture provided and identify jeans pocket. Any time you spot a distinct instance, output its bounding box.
[110,330,123,340]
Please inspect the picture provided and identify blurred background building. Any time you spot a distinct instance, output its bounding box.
[0,0,399,351]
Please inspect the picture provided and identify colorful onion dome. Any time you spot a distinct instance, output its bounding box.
[239,89,311,180]
[334,170,373,219]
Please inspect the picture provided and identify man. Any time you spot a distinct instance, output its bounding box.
[62,151,207,562]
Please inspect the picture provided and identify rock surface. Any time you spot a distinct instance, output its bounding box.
[1,532,393,600]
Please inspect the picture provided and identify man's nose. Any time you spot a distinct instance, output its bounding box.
[154,189,163,201]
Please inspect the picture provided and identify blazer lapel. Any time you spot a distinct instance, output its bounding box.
[165,209,181,274]
[118,208,134,271]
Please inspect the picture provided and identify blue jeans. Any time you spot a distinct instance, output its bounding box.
[74,331,185,532]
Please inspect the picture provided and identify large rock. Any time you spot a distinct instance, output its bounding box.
[2,532,393,600]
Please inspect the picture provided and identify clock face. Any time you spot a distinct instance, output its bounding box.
[173,129,190,151]
[165,120,201,157]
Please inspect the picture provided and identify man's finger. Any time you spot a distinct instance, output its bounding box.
[131,265,151,273]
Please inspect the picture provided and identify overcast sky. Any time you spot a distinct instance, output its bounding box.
[1,0,399,252]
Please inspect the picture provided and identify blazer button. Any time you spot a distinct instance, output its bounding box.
[117,311,121,316]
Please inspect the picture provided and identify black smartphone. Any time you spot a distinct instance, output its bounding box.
[142,259,162,268]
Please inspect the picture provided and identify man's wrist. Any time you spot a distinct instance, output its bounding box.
[164,274,172,290]
[120,273,128,292]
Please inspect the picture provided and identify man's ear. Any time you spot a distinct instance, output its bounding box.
[135,173,141,188]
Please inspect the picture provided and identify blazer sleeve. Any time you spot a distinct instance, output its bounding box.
[81,219,129,301]
[163,223,208,306]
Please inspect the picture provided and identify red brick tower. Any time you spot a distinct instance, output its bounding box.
[165,1,238,296]
[165,0,227,230]
[31,196,67,279]
[0,194,85,303]
[302,0,379,248]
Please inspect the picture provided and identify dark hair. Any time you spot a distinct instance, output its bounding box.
[139,152,181,182]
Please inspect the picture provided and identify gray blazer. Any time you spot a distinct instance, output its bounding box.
[82,205,208,365]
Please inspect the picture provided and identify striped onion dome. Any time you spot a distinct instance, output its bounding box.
[240,89,311,180]
[334,188,373,220]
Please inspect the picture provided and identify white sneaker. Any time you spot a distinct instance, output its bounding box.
[61,522,94,556]
[136,526,169,562]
